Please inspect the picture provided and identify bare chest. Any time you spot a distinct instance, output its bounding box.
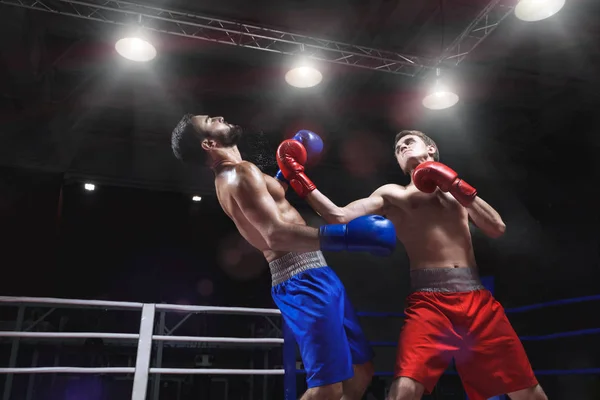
[385,188,466,227]
[264,175,286,203]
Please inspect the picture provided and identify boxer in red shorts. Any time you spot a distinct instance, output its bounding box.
[283,130,548,400]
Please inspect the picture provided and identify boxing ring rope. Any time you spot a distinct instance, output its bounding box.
[1,284,599,400]
[0,296,289,400]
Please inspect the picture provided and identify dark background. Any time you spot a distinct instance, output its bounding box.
[0,0,599,398]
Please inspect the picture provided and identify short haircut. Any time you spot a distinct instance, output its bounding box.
[394,130,439,161]
[171,114,207,164]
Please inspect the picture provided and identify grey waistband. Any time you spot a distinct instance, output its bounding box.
[410,267,485,293]
[269,251,327,286]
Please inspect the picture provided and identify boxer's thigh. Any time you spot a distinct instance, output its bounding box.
[456,290,538,399]
[394,292,460,395]
[272,267,354,388]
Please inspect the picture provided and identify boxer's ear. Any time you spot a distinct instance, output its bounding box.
[201,139,215,151]
[427,145,437,158]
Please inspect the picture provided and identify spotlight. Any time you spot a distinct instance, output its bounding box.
[84,183,95,191]
[422,68,459,110]
[422,90,460,110]
[285,64,323,88]
[115,36,156,62]
[192,196,202,202]
[515,0,565,22]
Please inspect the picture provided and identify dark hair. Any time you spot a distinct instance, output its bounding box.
[394,130,439,161]
[171,114,207,164]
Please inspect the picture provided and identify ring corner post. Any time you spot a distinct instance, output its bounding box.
[282,319,297,400]
[131,304,156,400]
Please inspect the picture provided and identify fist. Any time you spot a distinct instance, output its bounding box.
[413,161,477,207]
[412,161,458,193]
[291,130,324,162]
[319,215,396,257]
[345,215,396,256]
[277,139,307,179]
[276,139,316,198]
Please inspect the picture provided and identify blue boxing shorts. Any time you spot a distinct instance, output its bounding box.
[270,251,373,388]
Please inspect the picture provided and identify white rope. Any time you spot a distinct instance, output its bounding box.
[150,368,285,375]
[0,296,143,310]
[0,332,139,339]
[0,367,135,374]
[0,367,285,375]
[155,304,281,316]
[152,335,283,344]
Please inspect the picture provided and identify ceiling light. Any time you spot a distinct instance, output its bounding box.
[84,183,95,191]
[422,90,460,110]
[422,69,459,110]
[192,196,202,202]
[515,0,565,22]
[115,37,157,62]
[285,65,323,88]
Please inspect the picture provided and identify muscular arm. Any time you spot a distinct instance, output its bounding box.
[233,165,320,252]
[306,184,402,224]
[306,190,383,224]
[466,196,506,239]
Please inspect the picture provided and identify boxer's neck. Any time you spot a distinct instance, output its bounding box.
[210,146,242,170]
[405,155,434,178]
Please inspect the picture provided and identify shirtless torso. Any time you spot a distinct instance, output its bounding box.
[378,183,475,269]
[214,160,311,263]
[307,181,478,271]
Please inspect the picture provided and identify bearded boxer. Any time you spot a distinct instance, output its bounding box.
[277,130,547,400]
[171,114,396,400]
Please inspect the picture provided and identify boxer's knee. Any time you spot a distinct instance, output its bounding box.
[341,362,374,399]
[508,384,547,400]
[386,377,424,400]
[353,361,374,385]
[301,382,343,400]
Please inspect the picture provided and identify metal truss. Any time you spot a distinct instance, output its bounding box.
[437,0,515,68]
[0,0,514,78]
[0,0,433,77]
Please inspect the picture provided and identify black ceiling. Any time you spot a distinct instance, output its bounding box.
[0,1,599,273]
[0,0,598,189]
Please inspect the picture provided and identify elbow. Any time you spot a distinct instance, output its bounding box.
[327,208,350,224]
[488,221,506,239]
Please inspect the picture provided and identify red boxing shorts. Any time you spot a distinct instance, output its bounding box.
[394,267,538,400]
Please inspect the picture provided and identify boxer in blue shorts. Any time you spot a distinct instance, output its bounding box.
[172,114,396,399]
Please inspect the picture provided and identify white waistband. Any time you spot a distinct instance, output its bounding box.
[268,251,326,286]
[410,267,484,293]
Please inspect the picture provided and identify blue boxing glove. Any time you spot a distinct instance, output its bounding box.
[291,130,324,161]
[274,170,288,184]
[319,215,396,257]
[275,130,324,185]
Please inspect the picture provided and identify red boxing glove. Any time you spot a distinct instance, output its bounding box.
[276,139,316,198]
[412,161,477,207]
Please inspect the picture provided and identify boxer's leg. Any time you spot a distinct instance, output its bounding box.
[507,385,548,400]
[454,289,542,400]
[386,377,424,400]
[388,291,460,400]
[335,280,374,400]
[272,266,354,399]
[300,384,343,400]
[340,362,374,400]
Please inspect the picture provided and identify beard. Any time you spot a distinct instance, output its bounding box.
[220,124,243,147]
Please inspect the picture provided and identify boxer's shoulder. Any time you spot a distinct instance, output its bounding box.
[226,161,264,182]
[218,161,266,194]
[373,184,409,202]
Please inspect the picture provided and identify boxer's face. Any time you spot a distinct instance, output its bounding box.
[395,135,436,173]
[193,115,243,149]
